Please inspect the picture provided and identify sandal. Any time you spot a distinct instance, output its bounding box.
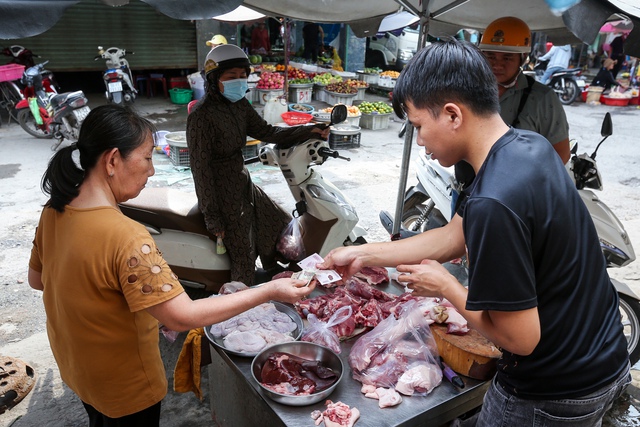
[0,356,36,414]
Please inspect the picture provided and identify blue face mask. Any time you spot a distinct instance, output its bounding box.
[221,78,249,103]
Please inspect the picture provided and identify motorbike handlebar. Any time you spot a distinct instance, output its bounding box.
[318,147,350,161]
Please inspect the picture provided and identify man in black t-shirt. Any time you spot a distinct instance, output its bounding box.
[319,39,630,426]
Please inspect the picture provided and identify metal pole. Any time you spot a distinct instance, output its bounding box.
[391,1,430,236]
[284,18,289,101]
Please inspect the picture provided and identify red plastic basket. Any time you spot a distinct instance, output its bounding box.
[601,96,630,106]
[0,64,25,82]
[281,111,313,126]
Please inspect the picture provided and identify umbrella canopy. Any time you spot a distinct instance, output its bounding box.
[212,5,265,23]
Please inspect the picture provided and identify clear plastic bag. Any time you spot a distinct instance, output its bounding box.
[348,300,442,395]
[276,216,306,261]
[301,305,353,354]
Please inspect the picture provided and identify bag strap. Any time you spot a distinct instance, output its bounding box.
[512,75,535,128]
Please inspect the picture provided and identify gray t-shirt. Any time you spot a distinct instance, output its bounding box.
[499,73,569,145]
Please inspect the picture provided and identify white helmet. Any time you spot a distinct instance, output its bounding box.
[204,44,250,76]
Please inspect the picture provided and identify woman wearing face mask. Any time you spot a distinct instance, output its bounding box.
[187,44,329,286]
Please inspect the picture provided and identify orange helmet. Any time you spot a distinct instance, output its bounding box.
[479,17,531,54]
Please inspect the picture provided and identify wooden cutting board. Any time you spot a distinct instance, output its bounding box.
[430,324,502,380]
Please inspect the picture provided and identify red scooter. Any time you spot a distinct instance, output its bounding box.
[14,60,90,148]
[2,45,59,95]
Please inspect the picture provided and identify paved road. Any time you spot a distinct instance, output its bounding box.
[1,93,639,426]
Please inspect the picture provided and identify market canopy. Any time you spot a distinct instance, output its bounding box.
[0,0,638,56]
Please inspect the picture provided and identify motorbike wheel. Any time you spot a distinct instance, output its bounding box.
[619,293,640,366]
[553,79,580,105]
[17,109,53,139]
[402,205,447,233]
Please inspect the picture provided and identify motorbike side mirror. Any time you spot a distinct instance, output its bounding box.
[601,112,612,138]
[330,104,348,126]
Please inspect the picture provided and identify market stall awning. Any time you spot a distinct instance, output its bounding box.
[212,5,265,23]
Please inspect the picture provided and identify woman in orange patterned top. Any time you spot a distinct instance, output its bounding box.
[27,104,313,427]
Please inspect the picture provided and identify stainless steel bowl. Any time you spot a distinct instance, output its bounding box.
[204,301,303,357]
[251,341,344,406]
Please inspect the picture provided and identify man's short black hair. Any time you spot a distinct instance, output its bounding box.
[392,38,500,119]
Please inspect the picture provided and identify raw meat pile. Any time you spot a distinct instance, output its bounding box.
[311,400,360,427]
[209,303,298,354]
[295,275,469,341]
[259,352,339,395]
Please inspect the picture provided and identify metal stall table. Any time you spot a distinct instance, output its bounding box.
[207,280,489,426]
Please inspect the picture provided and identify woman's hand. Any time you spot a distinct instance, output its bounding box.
[396,259,459,299]
[265,277,316,304]
[311,126,330,140]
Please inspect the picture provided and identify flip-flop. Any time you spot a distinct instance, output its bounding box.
[0,356,36,414]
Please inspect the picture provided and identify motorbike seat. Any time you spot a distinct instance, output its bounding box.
[50,91,84,110]
[119,187,212,238]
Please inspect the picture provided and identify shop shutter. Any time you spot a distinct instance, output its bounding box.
[0,0,197,72]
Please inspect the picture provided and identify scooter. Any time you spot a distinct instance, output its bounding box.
[380,113,640,365]
[524,59,584,105]
[95,46,137,105]
[120,105,367,293]
[2,45,59,95]
[14,60,90,147]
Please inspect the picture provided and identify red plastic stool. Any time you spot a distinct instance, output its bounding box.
[187,100,198,114]
[148,73,168,98]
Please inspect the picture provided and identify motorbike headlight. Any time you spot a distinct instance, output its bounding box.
[307,184,356,214]
[68,97,87,108]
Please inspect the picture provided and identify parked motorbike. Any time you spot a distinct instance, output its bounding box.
[380,113,640,365]
[95,46,137,105]
[14,60,90,147]
[524,59,584,105]
[2,45,59,94]
[120,105,366,293]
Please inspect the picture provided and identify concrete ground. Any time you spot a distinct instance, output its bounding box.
[1,88,640,426]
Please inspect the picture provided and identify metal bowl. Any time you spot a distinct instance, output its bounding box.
[251,341,344,406]
[204,301,303,357]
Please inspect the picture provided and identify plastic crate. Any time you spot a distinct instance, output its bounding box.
[169,88,193,105]
[341,115,361,127]
[355,87,367,101]
[357,72,379,85]
[313,85,326,102]
[168,144,190,166]
[256,88,284,105]
[242,140,260,159]
[360,113,391,130]
[0,64,25,82]
[169,77,190,89]
[329,132,361,149]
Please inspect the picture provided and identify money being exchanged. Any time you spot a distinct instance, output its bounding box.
[291,270,316,287]
[297,253,342,286]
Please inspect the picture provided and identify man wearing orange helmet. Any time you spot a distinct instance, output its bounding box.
[479,16,570,164]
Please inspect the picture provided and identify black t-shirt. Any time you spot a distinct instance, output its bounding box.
[462,128,628,399]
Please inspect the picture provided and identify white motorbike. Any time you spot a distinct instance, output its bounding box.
[380,113,640,365]
[95,46,137,105]
[120,105,366,293]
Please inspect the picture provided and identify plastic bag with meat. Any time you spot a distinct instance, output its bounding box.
[276,217,306,261]
[348,300,442,395]
[301,305,353,353]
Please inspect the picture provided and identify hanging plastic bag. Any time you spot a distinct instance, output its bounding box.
[348,300,442,396]
[301,305,353,354]
[28,98,43,125]
[276,216,306,261]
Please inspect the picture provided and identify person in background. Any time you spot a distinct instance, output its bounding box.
[592,58,627,91]
[250,20,271,55]
[240,23,254,52]
[187,45,329,286]
[302,22,325,62]
[479,16,570,164]
[537,43,572,84]
[319,38,630,427]
[206,34,227,50]
[28,104,314,427]
[609,33,627,78]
